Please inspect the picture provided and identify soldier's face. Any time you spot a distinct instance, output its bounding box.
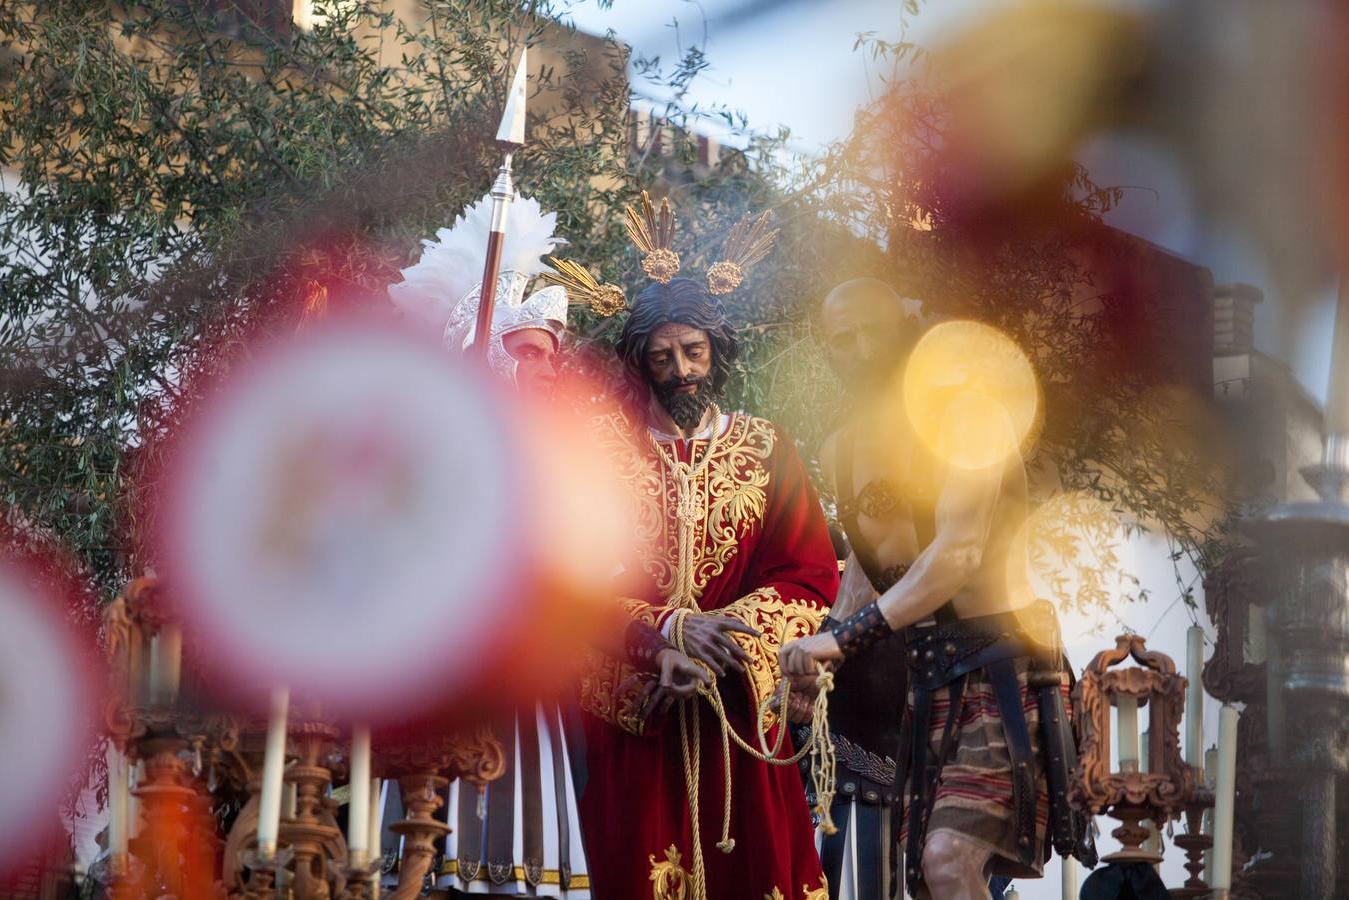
[820,286,911,395]
[502,328,559,397]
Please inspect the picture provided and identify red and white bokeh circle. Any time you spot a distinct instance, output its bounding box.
[158,320,524,719]
[0,554,95,874]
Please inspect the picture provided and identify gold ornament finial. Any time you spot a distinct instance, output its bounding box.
[648,844,691,900]
[624,190,681,283]
[542,258,627,317]
[707,210,778,296]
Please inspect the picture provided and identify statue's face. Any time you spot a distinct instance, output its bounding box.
[644,322,716,430]
[502,327,559,397]
[820,284,912,396]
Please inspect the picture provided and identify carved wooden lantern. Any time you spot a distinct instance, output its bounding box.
[1072,634,1196,863]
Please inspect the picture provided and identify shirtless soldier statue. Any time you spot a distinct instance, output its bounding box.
[781,279,1093,900]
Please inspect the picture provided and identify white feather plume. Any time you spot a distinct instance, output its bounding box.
[388,193,565,335]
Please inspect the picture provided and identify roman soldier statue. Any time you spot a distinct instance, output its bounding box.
[780,279,1095,899]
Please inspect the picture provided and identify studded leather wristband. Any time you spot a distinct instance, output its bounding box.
[819,615,841,633]
[829,603,893,658]
[625,620,673,673]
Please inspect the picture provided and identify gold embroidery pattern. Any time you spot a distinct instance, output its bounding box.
[802,876,829,900]
[620,597,662,625]
[764,889,786,900]
[720,587,827,729]
[649,845,692,900]
[591,411,671,591]
[590,412,776,604]
[578,648,651,736]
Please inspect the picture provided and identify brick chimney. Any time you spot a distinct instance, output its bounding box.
[1213,282,1263,356]
[1212,283,1263,402]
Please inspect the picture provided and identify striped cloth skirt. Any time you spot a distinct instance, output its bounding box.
[438,703,591,898]
[898,657,1070,879]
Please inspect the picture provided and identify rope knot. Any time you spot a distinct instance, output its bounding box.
[715,838,735,854]
[814,667,835,693]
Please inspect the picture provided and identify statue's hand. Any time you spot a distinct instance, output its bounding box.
[635,649,711,718]
[678,613,760,678]
[778,632,841,698]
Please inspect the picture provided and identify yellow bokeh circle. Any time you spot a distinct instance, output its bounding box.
[901,320,1040,470]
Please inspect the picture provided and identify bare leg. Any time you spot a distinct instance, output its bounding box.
[918,831,994,900]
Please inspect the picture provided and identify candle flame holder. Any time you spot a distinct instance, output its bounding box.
[1072,634,1195,863]
[98,574,510,900]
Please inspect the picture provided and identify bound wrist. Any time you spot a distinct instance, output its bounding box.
[829,603,893,658]
[625,620,673,673]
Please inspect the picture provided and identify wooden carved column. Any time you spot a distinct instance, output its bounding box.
[378,726,506,900]
[103,577,226,899]
[282,719,346,900]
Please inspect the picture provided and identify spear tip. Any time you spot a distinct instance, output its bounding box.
[496,47,528,148]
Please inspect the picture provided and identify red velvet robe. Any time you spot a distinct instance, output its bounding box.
[579,411,839,900]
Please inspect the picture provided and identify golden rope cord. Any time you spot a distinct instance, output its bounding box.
[669,609,839,900]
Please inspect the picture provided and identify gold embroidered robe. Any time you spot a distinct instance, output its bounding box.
[579,410,839,900]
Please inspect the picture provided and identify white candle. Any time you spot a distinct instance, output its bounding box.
[1325,283,1349,435]
[147,633,161,700]
[282,781,297,820]
[348,725,372,867]
[1006,890,1020,900]
[1185,625,1204,767]
[1211,705,1241,889]
[107,746,129,858]
[256,687,290,858]
[1205,746,1218,789]
[1061,855,1078,900]
[1137,727,1162,859]
[1116,695,1140,771]
[157,625,182,704]
[128,761,143,838]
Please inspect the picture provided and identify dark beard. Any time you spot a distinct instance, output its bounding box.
[652,375,716,431]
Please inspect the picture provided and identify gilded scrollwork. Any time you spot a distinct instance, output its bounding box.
[719,587,826,729]
[590,411,777,604]
[579,648,655,736]
[801,876,829,900]
[445,724,508,787]
[648,845,691,900]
